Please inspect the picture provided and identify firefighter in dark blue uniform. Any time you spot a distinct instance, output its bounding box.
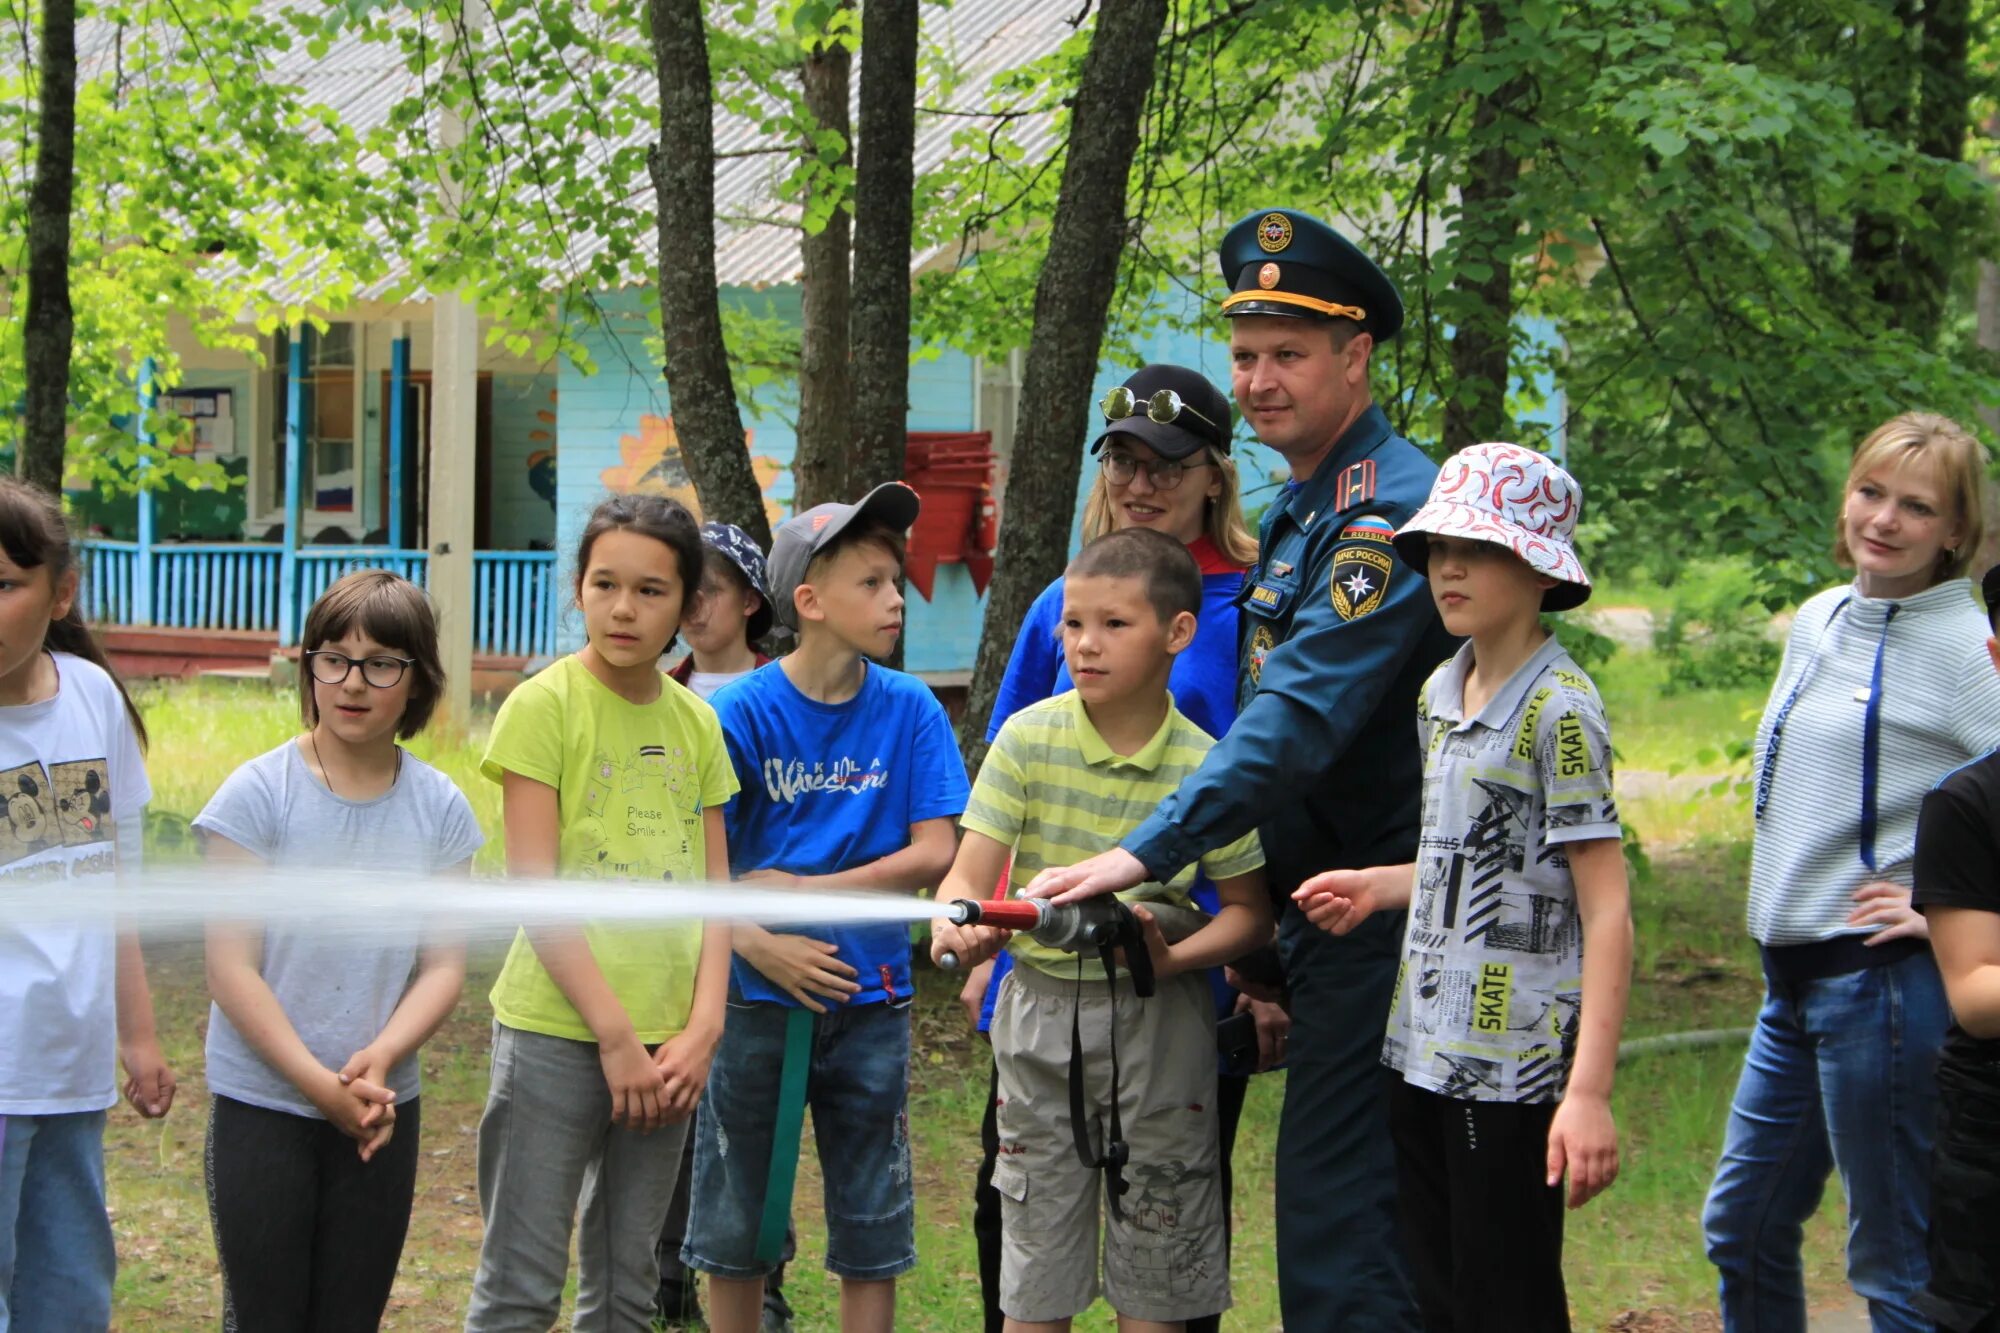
[1029,209,1457,1329]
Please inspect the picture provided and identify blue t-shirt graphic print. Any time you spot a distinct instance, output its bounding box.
[713,661,970,1007]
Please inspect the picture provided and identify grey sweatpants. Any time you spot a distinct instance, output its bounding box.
[464,1024,690,1333]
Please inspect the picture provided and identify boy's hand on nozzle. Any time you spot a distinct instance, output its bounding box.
[1293,868,1385,936]
[1546,1092,1619,1209]
[119,1036,176,1119]
[741,932,860,1014]
[1023,848,1146,905]
[929,918,1007,973]
[600,1034,670,1133]
[1126,905,1178,979]
[653,1027,720,1120]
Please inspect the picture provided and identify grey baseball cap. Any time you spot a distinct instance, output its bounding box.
[767,481,922,630]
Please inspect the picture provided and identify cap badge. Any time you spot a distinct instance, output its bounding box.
[1257,262,1281,289]
[811,513,832,532]
[1257,213,1292,253]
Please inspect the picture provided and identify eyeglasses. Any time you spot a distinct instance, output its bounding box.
[1100,450,1211,492]
[1100,385,1224,436]
[305,651,416,688]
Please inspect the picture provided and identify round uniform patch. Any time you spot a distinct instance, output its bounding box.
[1257,261,1281,289]
[1257,213,1293,254]
[1248,622,1276,685]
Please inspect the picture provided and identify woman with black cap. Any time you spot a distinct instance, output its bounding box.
[959,363,1273,1333]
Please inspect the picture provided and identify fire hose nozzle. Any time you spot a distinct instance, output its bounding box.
[937,897,1139,969]
[937,898,1048,969]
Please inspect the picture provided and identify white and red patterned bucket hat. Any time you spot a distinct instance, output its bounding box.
[1392,442,1592,611]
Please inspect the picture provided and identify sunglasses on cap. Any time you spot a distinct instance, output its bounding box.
[1100,385,1223,437]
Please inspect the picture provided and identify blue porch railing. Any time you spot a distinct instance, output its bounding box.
[80,540,558,659]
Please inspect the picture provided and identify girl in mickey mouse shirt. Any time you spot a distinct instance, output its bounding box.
[0,480,174,1331]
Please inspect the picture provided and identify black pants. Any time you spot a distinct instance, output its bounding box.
[205,1092,422,1333]
[1388,1076,1567,1333]
[1922,1056,2000,1333]
[973,1056,1251,1333]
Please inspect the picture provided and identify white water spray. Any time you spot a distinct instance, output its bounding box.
[6,867,943,947]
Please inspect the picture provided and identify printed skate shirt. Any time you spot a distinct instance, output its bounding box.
[1383,635,1620,1104]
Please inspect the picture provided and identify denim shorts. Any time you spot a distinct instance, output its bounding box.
[682,997,915,1282]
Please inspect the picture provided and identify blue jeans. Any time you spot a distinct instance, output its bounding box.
[1703,950,1948,1332]
[683,997,914,1282]
[0,1110,115,1333]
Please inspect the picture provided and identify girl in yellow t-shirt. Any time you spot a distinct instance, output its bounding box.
[465,494,738,1331]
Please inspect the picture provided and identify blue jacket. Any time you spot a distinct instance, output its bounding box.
[985,546,1249,747]
[1122,404,1459,912]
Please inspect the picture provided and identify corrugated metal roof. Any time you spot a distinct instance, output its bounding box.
[60,0,1088,302]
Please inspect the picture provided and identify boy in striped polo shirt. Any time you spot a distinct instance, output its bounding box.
[930,528,1270,1330]
[1295,444,1631,1331]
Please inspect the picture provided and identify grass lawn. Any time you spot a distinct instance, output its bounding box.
[103,670,1855,1330]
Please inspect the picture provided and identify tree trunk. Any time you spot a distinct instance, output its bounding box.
[647,0,773,550]
[20,0,77,494]
[851,0,920,668]
[1850,0,1919,321]
[850,0,919,498]
[1900,0,1972,341]
[793,8,855,512]
[957,0,1170,766]
[1441,0,1525,452]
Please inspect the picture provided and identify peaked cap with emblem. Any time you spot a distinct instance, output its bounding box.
[1217,208,1404,342]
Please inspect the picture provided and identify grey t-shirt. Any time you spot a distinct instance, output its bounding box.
[195,740,484,1118]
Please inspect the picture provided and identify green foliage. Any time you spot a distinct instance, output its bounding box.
[1543,610,1617,674]
[906,0,2000,606]
[8,0,1999,551]
[1651,557,1784,694]
[0,0,396,489]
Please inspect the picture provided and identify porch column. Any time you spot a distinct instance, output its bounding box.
[133,358,156,626]
[428,4,482,725]
[388,325,410,550]
[278,328,305,647]
[431,303,476,722]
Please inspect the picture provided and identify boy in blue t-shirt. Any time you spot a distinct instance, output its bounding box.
[683,483,968,1333]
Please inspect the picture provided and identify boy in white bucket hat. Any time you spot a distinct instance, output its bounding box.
[1291,442,1633,1331]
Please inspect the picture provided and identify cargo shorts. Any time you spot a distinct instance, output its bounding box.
[989,959,1229,1325]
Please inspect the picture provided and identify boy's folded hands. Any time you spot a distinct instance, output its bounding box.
[740,929,862,1013]
[599,1034,671,1134]
[653,1027,718,1118]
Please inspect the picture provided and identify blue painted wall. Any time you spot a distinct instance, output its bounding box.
[551,289,1562,673]
[555,289,988,671]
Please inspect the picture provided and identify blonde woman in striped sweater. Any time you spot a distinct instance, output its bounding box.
[1703,413,2000,1332]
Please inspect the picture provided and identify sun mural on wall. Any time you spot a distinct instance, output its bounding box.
[527,386,558,508]
[599,413,784,527]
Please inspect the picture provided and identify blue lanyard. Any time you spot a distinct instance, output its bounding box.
[1751,595,1897,870]
[1858,604,1898,871]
